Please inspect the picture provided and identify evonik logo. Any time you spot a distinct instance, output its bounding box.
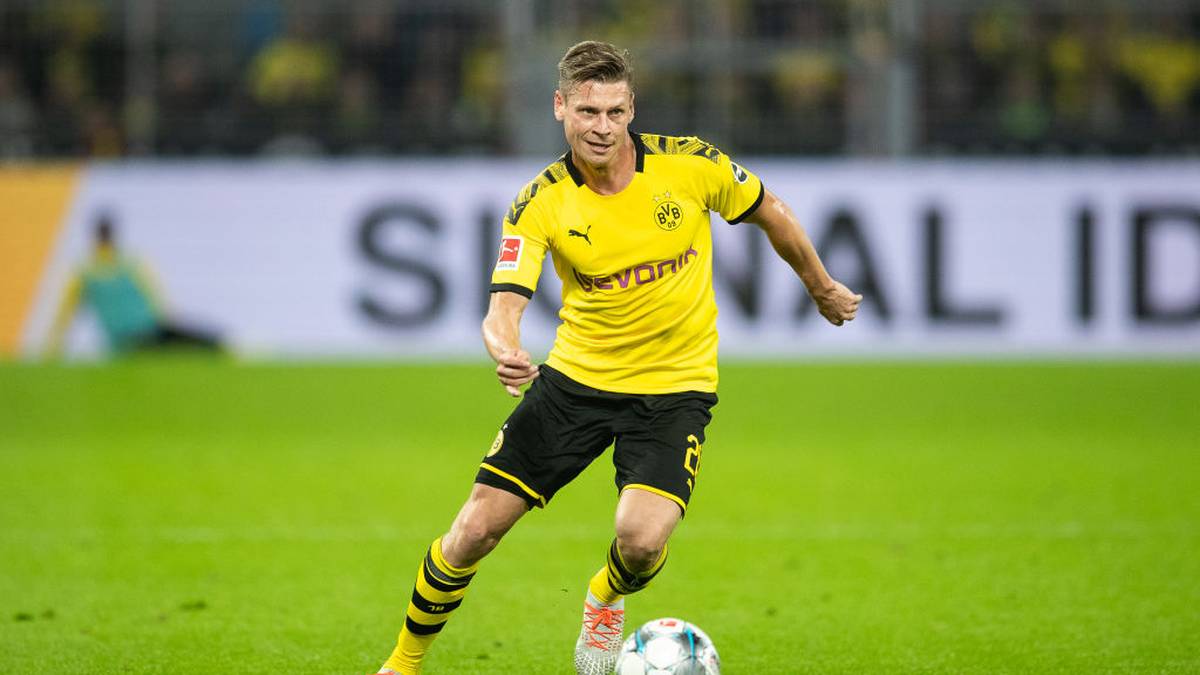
[572,247,699,292]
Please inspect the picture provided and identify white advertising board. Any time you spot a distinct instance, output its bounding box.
[24,160,1200,359]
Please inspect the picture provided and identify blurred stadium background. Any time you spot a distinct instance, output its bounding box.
[2,1,1199,674]
[2,0,1200,158]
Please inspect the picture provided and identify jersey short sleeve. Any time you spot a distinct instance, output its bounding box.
[704,146,765,224]
[490,181,552,297]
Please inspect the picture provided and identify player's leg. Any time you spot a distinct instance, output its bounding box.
[380,484,528,675]
[606,487,681,593]
[151,322,223,351]
[382,365,614,675]
[601,389,715,599]
[440,483,530,566]
[574,390,716,674]
[575,488,680,674]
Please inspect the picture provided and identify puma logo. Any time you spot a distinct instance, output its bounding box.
[568,224,592,245]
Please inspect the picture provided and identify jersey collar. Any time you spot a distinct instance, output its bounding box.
[563,130,645,187]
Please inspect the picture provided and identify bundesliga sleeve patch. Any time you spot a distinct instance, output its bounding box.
[495,235,523,271]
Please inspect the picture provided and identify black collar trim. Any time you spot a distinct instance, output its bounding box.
[631,131,646,172]
[563,150,584,186]
[563,131,645,187]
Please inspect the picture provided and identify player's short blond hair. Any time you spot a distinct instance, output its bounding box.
[557,41,634,98]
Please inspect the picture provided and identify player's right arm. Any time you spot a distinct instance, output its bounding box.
[482,291,538,397]
[487,167,559,397]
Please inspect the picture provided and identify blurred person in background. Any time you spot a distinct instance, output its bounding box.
[374,40,860,675]
[0,58,35,157]
[247,8,337,155]
[34,0,125,157]
[763,1,846,154]
[970,5,1052,151]
[46,213,223,358]
[1046,13,1122,145]
[1115,15,1200,143]
[332,65,384,154]
[392,8,475,153]
[454,37,507,152]
[157,49,218,155]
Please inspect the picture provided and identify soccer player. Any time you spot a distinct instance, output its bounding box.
[376,41,860,675]
[46,214,223,357]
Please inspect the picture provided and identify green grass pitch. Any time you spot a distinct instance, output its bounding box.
[1,360,1197,674]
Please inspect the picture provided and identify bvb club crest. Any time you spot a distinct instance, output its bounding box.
[652,191,682,231]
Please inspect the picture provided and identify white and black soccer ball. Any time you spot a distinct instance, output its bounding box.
[615,617,720,675]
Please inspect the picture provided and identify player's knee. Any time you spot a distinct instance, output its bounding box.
[446,519,505,564]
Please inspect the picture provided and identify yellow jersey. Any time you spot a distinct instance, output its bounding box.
[490,132,764,394]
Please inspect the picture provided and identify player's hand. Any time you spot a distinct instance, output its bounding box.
[495,349,539,397]
[812,280,862,326]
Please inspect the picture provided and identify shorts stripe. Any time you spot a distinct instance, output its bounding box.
[621,483,688,513]
[479,462,547,506]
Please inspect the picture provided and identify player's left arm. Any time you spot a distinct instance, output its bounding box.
[45,272,83,357]
[744,188,862,326]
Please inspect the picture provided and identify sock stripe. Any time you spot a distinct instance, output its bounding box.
[388,538,478,674]
[411,588,463,615]
[425,548,475,583]
[607,540,639,587]
[607,568,637,595]
[605,574,627,596]
[645,547,668,578]
[422,556,473,593]
[589,564,625,603]
[404,615,447,636]
[421,562,466,593]
[604,539,669,595]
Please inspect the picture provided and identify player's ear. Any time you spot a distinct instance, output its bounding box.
[553,89,566,121]
[628,91,635,122]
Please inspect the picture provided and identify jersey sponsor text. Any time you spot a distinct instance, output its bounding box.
[572,247,699,292]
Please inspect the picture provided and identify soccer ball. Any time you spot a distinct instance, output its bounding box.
[615,617,720,674]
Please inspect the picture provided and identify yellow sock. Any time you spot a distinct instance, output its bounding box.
[588,566,623,604]
[382,537,479,674]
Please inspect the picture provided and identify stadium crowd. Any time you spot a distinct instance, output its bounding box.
[0,0,1198,158]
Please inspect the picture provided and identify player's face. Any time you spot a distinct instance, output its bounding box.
[554,80,635,169]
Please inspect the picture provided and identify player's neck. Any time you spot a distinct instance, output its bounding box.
[574,137,635,196]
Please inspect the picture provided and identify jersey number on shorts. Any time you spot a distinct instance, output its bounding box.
[683,434,702,493]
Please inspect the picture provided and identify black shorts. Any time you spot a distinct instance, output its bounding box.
[475,365,717,514]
